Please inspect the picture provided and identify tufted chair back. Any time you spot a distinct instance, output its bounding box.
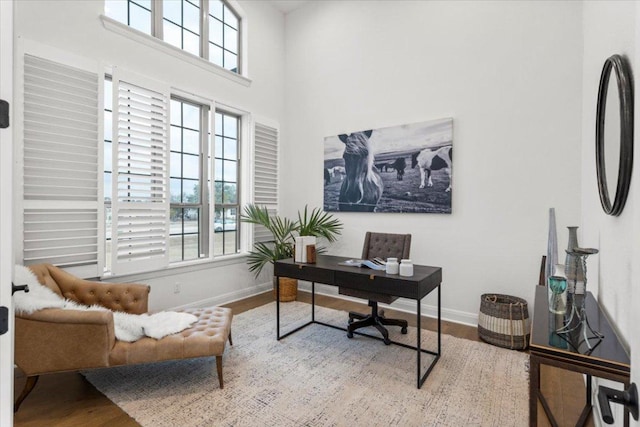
[339,232,411,305]
[361,232,411,261]
[27,263,150,314]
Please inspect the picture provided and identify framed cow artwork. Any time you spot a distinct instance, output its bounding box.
[323,118,453,214]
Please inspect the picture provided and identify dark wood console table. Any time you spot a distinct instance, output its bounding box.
[529,286,630,426]
[274,255,442,388]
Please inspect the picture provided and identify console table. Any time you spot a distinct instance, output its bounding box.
[274,254,442,388]
[529,286,630,426]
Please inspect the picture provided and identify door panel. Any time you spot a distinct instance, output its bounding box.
[0,1,14,425]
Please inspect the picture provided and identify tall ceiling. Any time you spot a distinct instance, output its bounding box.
[270,0,311,14]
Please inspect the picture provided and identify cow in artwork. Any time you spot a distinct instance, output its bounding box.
[374,162,388,172]
[411,146,452,192]
[331,166,346,180]
[338,130,383,212]
[389,157,407,181]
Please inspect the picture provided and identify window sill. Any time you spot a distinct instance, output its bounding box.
[101,252,249,283]
[100,15,251,88]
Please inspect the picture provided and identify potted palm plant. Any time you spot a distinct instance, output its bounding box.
[241,204,343,301]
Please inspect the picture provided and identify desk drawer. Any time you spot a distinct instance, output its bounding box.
[334,270,416,299]
[274,262,334,283]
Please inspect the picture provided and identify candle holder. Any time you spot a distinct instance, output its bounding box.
[556,247,603,350]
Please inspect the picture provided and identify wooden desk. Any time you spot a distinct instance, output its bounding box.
[529,286,630,426]
[274,255,442,388]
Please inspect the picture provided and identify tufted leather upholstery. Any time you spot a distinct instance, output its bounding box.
[340,232,411,304]
[28,263,149,314]
[109,306,232,365]
[361,232,411,262]
[14,264,233,411]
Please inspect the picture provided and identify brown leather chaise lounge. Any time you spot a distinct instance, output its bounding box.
[14,263,233,412]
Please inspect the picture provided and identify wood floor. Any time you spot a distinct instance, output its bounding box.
[13,291,594,427]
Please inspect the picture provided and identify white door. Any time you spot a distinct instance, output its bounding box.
[0,1,14,425]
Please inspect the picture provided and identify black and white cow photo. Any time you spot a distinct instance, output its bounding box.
[323,118,453,213]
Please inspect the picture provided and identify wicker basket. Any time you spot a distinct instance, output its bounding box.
[273,277,298,302]
[478,294,530,350]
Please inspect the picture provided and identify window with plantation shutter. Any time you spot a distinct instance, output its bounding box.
[253,121,278,243]
[21,52,102,278]
[110,69,170,275]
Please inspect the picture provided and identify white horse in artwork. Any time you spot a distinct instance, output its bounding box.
[338,131,383,212]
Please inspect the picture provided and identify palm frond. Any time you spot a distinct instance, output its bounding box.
[241,203,342,277]
[297,205,343,242]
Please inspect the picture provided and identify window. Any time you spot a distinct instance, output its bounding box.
[163,0,201,56]
[213,111,240,256]
[105,0,241,73]
[169,98,207,262]
[208,0,239,72]
[105,0,152,35]
[19,43,251,278]
[103,73,242,274]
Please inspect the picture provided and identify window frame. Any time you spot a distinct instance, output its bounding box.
[102,76,249,275]
[103,0,244,77]
[212,108,241,256]
[169,95,210,263]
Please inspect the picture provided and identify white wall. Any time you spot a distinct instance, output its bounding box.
[13,0,285,310]
[283,0,583,321]
[582,2,638,425]
[581,0,636,351]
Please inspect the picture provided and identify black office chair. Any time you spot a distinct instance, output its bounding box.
[339,232,411,345]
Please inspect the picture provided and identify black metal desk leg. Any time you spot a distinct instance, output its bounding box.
[276,275,281,340]
[312,282,315,322]
[438,283,441,355]
[417,299,421,389]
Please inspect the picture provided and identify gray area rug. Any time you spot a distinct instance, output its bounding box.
[83,302,529,426]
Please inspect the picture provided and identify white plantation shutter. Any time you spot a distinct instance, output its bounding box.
[21,53,101,278]
[110,70,170,275]
[253,122,278,243]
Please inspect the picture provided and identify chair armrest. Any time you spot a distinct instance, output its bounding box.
[15,309,116,376]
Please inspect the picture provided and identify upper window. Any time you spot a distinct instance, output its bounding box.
[105,0,152,35]
[105,0,241,73]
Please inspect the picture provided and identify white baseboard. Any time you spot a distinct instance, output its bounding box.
[299,282,478,328]
[169,282,272,311]
[170,280,479,329]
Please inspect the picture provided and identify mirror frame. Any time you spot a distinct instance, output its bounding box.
[595,54,634,216]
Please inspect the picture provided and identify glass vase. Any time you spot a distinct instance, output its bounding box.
[548,264,567,314]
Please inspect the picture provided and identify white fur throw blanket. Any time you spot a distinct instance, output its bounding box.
[13,265,198,342]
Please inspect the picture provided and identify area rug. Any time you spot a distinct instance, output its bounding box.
[83,302,529,427]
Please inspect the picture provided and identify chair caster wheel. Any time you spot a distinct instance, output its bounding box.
[347,331,353,338]
[401,327,408,334]
[383,338,391,345]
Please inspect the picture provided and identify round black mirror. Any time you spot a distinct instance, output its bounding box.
[595,54,634,216]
